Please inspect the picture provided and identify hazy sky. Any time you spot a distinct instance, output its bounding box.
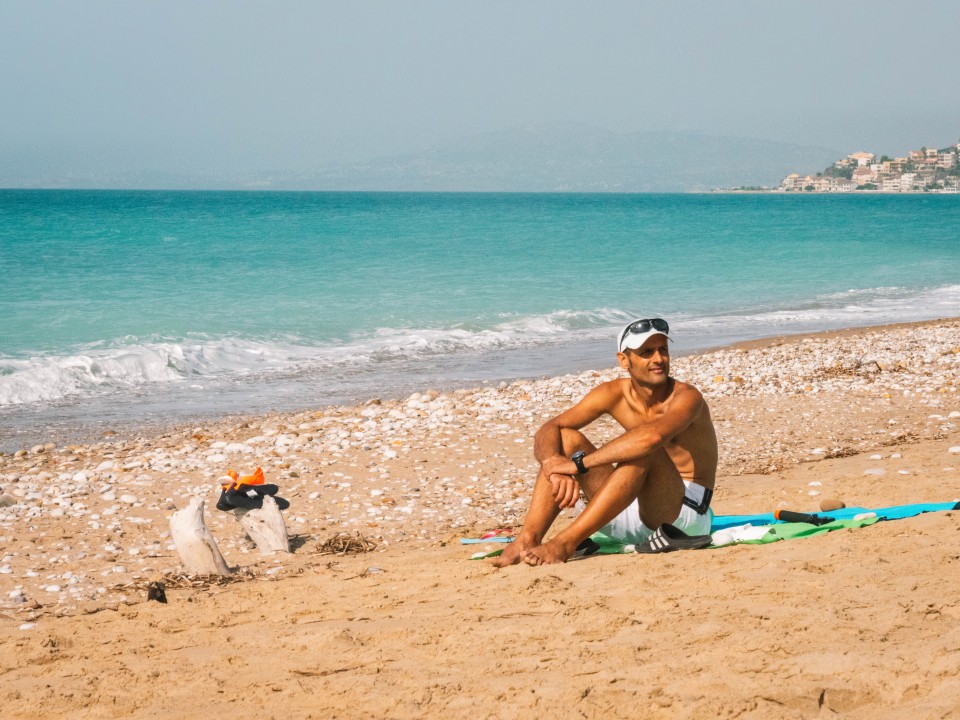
[2,0,959,183]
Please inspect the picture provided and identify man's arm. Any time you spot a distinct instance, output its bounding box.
[580,384,704,471]
[530,383,617,507]
[533,382,615,465]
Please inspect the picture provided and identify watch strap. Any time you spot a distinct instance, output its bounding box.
[571,451,588,474]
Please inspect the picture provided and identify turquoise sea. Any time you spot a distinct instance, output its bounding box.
[2,190,959,450]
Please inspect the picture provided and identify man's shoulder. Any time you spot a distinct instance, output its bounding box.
[668,377,703,396]
[665,377,706,407]
[595,377,631,395]
[581,377,629,405]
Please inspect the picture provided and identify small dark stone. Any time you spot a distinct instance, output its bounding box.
[147,581,167,604]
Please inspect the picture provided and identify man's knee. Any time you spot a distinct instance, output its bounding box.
[559,428,597,455]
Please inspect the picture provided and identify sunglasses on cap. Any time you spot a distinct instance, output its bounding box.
[623,318,669,336]
[618,318,670,352]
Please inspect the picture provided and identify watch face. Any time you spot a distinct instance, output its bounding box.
[571,451,586,473]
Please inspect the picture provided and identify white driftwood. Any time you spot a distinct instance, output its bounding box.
[233,495,290,555]
[169,497,231,576]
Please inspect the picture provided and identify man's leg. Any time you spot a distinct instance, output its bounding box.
[522,448,684,565]
[491,429,612,568]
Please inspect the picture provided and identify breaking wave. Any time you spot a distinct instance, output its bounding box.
[3,284,960,407]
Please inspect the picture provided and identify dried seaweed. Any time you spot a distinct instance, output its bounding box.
[317,531,377,555]
[816,356,884,379]
[824,447,859,459]
[115,568,262,594]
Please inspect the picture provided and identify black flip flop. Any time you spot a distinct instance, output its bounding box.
[635,523,712,554]
[570,538,602,559]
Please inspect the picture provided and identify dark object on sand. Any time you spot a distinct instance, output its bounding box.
[147,581,168,604]
[216,467,290,513]
[635,523,713,554]
[774,509,835,526]
[572,538,602,559]
[216,483,290,512]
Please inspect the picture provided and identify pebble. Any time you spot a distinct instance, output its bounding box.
[864,468,886,476]
[820,498,846,512]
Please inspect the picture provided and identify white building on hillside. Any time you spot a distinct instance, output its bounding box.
[880,176,901,192]
[848,151,875,166]
[852,166,876,185]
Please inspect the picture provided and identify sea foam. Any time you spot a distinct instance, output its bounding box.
[3,285,960,409]
[0,309,630,406]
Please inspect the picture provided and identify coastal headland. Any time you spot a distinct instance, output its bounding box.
[2,319,959,718]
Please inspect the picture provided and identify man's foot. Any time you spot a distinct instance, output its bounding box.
[489,535,538,567]
[521,538,575,566]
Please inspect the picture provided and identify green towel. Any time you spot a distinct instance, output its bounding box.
[470,515,882,558]
[731,516,880,545]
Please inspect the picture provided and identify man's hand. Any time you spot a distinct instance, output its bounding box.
[540,455,582,509]
[547,473,581,508]
[541,455,578,479]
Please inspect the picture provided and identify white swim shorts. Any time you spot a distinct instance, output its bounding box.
[595,480,714,545]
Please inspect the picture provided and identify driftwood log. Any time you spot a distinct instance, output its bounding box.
[169,497,231,576]
[233,495,290,555]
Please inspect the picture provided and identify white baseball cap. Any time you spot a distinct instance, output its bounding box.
[617,318,671,353]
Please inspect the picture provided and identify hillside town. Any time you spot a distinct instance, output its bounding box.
[779,142,960,193]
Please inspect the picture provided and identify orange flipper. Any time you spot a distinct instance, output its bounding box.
[220,466,265,491]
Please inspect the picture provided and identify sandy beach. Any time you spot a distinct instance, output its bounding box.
[2,319,959,719]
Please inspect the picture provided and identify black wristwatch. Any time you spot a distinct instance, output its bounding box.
[570,451,588,475]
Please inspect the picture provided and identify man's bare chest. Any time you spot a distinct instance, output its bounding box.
[610,399,669,432]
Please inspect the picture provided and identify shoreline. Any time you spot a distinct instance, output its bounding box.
[724,315,960,352]
[4,315,958,455]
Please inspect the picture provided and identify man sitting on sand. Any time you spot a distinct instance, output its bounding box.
[492,318,718,566]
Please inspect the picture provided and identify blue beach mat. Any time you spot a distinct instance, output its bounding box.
[466,501,960,558]
[711,501,960,531]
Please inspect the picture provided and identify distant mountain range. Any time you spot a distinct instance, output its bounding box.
[4,123,841,192]
[262,124,840,192]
